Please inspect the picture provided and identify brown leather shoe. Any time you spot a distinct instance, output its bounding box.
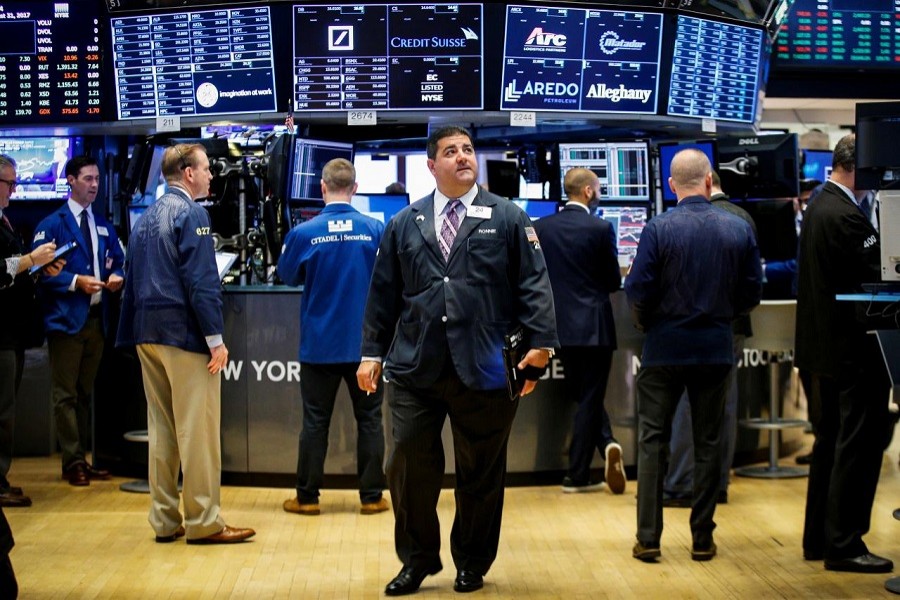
[360,497,389,515]
[186,525,255,545]
[155,525,186,543]
[0,492,31,507]
[283,497,320,515]
[84,462,110,480]
[64,463,90,486]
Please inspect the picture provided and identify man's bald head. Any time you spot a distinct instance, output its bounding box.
[668,149,712,201]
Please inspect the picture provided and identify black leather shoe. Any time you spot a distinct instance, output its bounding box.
[0,492,31,507]
[84,462,110,480]
[385,565,442,596]
[454,570,483,593]
[796,452,813,465]
[824,553,893,573]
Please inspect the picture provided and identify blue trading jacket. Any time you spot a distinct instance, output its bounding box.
[277,203,384,364]
[32,203,125,335]
[116,189,223,355]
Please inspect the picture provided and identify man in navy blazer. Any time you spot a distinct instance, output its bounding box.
[626,149,761,563]
[357,125,558,596]
[533,167,626,494]
[32,156,125,486]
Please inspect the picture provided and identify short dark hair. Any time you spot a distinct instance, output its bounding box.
[65,155,98,179]
[832,134,855,173]
[426,125,473,160]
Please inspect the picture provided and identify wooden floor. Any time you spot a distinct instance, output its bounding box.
[7,434,900,599]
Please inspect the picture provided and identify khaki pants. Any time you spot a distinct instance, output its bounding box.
[137,344,226,540]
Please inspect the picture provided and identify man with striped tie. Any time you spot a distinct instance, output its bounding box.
[357,125,557,596]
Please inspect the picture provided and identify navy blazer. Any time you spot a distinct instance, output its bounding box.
[625,196,762,367]
[533,204,620,348]
[32,203,125,335]
[361,187,558,391]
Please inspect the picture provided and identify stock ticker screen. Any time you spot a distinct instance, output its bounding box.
[500,5,663,113]
[667,15,765,123]
[774,0,900,68]
[0,2,103,123]
[292,4,483,111]
[110,5,278,118]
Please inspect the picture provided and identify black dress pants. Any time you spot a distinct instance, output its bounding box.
[387,369,517,575]
[802,343,891,559]
[635,363,731,549]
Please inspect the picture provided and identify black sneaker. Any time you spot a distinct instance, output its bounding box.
[561,476,605,493]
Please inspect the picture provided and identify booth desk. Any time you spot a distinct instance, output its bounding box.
[89,287,807,486]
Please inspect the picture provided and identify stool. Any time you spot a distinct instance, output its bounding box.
[735,300,809,479]
[120,430,150,493]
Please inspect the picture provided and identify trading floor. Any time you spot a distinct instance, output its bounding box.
[7,433,900,598]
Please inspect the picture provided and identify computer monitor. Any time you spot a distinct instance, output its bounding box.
[717,133,800,199]
[558,141,651,202]
[0,136,80,200]
[739,198,798,262]
[286,138,354,202]
[486,160,521,199]
[595,204,649,270]
[856,101,900,189]
[511,199,560,221]
[350,193,409,224]
[802,149,832,183]
[657,140,719,203]
[286,200,325,228]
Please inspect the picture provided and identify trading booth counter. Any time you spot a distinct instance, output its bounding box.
[82,286,805,486]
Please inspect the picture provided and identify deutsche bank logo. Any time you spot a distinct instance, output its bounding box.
[329,26,354,51]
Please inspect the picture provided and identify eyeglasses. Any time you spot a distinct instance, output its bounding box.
[0,179,16,190]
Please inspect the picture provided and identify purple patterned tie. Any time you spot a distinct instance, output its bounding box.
[439,199,462,262]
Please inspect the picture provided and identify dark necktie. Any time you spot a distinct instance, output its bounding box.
[859,195,872,221]
[439,199,462,262]
[80,209,94,260]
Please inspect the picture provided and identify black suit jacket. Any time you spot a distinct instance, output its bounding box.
[533,204,620,348]
[0,218,38,350]
[795,181,882,376]
[361,187,558,391]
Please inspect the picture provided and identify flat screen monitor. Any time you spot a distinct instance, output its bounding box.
[738,198,798,261]
[486,160,521,199]
[667,15,765,124]
[657,140,719,203]
[110,5,278,118]
[350,193,409,224]
[127,204,148,233]
[855,100,900,189]
[774,0,900,70]
[802,149,832,182]
[595,204,649,270]
[0,137,79,200]
[292,4,483,111]
[558,141,651,202]
[511,199,559,220]
[0,2,103,124]
[500,5,663,113]
[287,138,354,201]
[717,133,800,199]
[287,200,325,228]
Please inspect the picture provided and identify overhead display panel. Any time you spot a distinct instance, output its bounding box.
[110,5,278,119]
[667,15,764,123]
[774,0,900,68]
[292,4,483,111]
[0,2,103,124]
[500,5,663,113]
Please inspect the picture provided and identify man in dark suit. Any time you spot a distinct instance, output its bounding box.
[357,125,558,596]
[533,167,625,494]
[626,149,762,563]
[32,156,125,486]
[795,133,894,573]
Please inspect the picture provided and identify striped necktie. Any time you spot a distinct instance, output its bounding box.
[439,199,462,262]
